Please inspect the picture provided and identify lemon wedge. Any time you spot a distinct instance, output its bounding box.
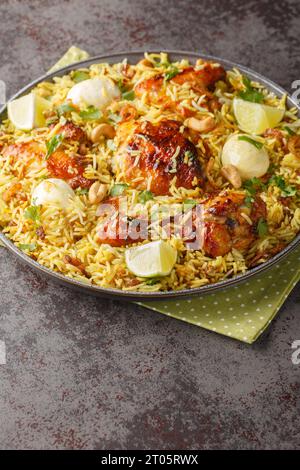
[7,92,51,130]
[233,98,284,135]
[125,240,177,278]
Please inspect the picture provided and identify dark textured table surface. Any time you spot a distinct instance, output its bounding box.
[1,0,300,450]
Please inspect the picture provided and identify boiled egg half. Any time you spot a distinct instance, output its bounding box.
[67,77,120,110]
[221,134,269,180]
[32,178,75,208]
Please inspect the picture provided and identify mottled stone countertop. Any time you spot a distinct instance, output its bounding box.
[0,0,300,450]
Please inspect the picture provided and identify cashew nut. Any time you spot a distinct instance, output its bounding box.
[88,181,109,204]
[221,164,242,189]
[91,124,115,143]
[185,116,216,133]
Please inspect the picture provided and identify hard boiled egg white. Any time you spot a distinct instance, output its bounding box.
[32,178,75,208]
[67,77,120,110]
[221,134,269,180]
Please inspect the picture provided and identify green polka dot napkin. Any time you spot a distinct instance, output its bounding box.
[138,245,300,343]
[47,49,299,343]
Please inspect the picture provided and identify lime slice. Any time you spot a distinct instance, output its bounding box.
[233,98,285,135]
[125,240,177,278]
[47,46,89,73]
[8,92,51,130]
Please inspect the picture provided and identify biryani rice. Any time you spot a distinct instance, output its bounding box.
[0,53,300,291]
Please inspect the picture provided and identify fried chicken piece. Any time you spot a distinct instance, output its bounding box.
[96,197,148,247]
[113,119,204,195]
[172,63,225,93]
[46,122,92,188]
[135,63,225,104]
[2,141,45,166]
[46,150,93,189]
[201,192,266,257]
[48,121,87,143]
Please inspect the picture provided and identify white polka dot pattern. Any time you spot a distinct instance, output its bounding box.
[138,248,300,344]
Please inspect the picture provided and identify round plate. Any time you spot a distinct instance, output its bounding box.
[0,50,299,300]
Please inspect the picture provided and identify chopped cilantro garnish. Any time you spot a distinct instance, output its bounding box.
[57,102,76,116]
[79,106,102,120]
[145,278,160,285]
[165,66,180,81]
[19,243,37,252]
[284,126,296,136]
[76,188,89,195]
[183,199,197,210]
[110,183,129,196]
[257,218,268,237]
[24,205,40,222]
[45,133,64,159]
[244,195,254,208]
[118,79,135,101]
[138,190,154,204]
[238,76,264,103]
[122,90,135,101]
[72,70,90,83]
[238,135,263,149]
[243,177,266,196]
[269,175,297,197]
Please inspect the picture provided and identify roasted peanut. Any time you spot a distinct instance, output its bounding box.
[88,181,108,204]
[185,116,216,133]
[91,124,115,143]
[221,164,242,189]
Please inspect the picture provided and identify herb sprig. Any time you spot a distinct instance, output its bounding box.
[238,76,264,103]
[238,135,263,149]
[45,133,64,159]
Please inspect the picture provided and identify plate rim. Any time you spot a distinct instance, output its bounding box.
[1,49,299,300]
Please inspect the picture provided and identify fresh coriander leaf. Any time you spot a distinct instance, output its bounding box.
[269,175,285,190]
[110,183,129,197]
[76,188,89,195]
[117,79,126,92]
[183,198,197,210]
[267,162,277,173]
[284,126,296,136]
[238,135,263,149]
[269,175,297,197]
[243,177,265,196]
[282,185,297,197]
[72,70,90,83]
[145,278,160,285]
[238,75,264,103]
[239,88,264,103]
[19,243,37,252]
[244,195,254,208]
[45,133,64,159]
[107,139,116,151]
[79,106,102,120]
[122,89,135,101]
[242,76,252,89]
[165,66,180,81]
[24,205,40,222]
[138,190,154,204]
[109,113,122,123]
[57,102,76,116]
[257,218,268,237]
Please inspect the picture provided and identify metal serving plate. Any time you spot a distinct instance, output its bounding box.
[1,50,299,300]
